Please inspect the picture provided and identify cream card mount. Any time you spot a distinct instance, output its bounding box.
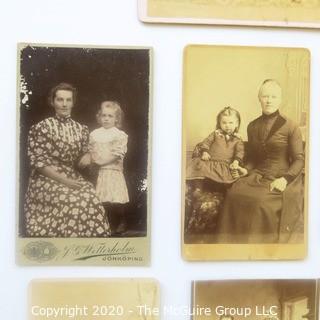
[28,278,160,320]
[138,0,320,28]
[17,43,153,266]
[182,44,309,261]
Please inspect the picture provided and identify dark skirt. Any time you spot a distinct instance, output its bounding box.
[217,170,304,243]
[186,158,237,184]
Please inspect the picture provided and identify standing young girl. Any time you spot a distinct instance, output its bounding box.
[90,101,129,234]
[186,106,245,194]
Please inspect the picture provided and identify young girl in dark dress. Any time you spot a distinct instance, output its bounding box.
[186,106,245,194]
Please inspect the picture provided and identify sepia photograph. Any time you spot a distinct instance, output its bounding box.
[17,43,152,265]
[138,0,320,28]
[182,45,309,260]
[192,279,317,320]
[28,278,160,320]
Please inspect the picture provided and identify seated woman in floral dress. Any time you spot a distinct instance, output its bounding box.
[24,83,111,237]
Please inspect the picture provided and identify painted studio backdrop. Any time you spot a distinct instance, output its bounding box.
[184,46,309,151]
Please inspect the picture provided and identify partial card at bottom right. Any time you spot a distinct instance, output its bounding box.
[192,279,317,320]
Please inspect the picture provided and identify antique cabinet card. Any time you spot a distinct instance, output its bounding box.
[28,279,160,320]
[138,0,320,28]
[182,45,309,260]
[17,43,152,266]
[192,279,317,320]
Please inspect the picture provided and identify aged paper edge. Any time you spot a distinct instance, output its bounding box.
[137,0,320,28]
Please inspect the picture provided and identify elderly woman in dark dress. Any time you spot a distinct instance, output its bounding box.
[218,79,304,243]
[24,83,111,237]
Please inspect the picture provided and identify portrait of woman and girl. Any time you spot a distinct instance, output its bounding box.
[23,82,132,237]
[19,46,151,240]
[185,79,305,244]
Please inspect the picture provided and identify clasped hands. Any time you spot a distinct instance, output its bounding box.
[201,152,287,192]
[229,160,248,179]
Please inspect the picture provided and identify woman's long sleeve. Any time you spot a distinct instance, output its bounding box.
[28,122,53,169]
[234,139,245,164]
[283,124,304,183]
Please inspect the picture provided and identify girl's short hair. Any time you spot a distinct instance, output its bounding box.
[216,106,241,133]
[48,82,77,106]
[97,101,124,128]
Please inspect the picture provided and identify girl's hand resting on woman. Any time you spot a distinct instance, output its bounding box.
[201,151,211,161]
[78,153,91,169]
[229,160,239,170]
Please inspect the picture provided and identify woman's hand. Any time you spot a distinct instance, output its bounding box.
[78,153,91,169]
[63,178,84,190]
[270,177,287,192]
[238,167,248,177]
[38,167,84,189]
[201,151,211,161]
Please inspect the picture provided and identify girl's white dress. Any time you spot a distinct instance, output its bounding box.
[90,126,129,204]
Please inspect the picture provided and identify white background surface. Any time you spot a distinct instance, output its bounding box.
[0,1,320,319]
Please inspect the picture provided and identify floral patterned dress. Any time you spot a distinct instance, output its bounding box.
[24,115,111,237]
